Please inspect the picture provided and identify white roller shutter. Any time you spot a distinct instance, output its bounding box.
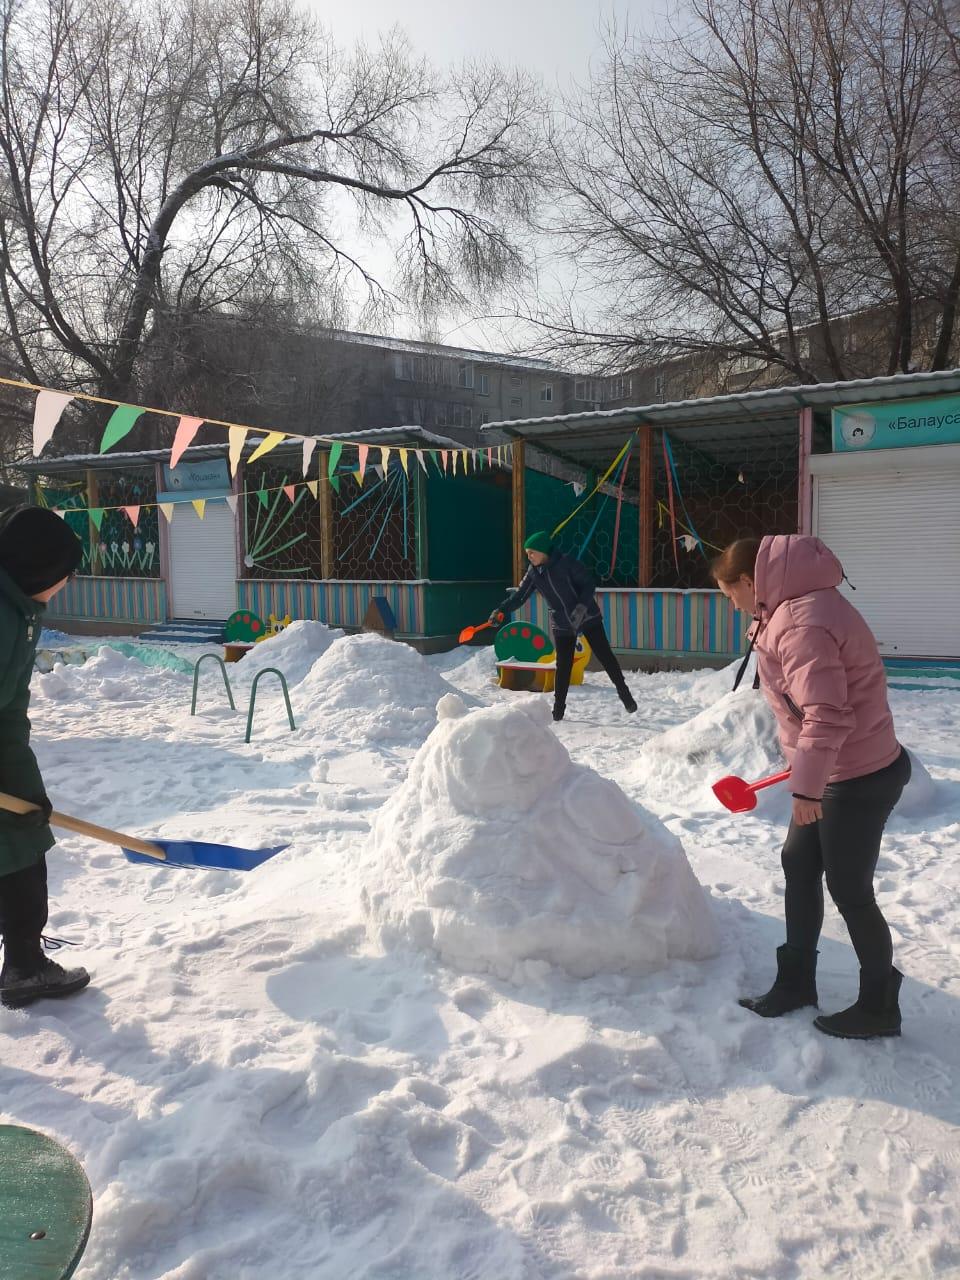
[814,466,960,658]
[168,501,238,620]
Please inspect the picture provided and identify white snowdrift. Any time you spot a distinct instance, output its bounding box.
[234,619,344,685]
[626,682,938,819]
[361,694,718,980]
[626,687,786,810]
[289,632,471,745]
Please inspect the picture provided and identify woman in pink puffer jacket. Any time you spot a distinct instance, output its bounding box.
[713,534,910,1040]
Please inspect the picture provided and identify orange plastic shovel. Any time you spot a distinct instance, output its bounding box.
[712,769,791,813]
[458,612,504,644]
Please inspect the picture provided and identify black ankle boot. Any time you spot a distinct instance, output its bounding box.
[0,956,91,1009]
[552,703,565,722]
[739,944,818,1018]
[617,685,637,713]
[814,967,902,1040]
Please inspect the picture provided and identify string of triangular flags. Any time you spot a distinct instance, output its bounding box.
[38,444,510,530]
[5,374,512,482]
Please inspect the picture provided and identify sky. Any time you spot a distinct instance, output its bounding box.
[301,0,665,350]
[319,0,661,93]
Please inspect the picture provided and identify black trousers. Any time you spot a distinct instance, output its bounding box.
[0,854,48,973]
[781,749,911,981]
[554,619,627,710]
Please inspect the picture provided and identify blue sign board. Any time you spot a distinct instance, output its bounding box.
[159,457,231,502]
[833,394,960,452]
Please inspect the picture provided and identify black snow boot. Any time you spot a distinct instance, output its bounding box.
[814,968,903,1040]
[616,684,637,713]
[552,702,565,722]
[0,955,90,1009]
[739,944,818,1018]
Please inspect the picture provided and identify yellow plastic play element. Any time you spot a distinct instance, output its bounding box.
[253,613,292,644]
[497,634,592,693]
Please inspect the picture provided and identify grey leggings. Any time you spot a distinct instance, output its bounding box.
[782,748,911,980]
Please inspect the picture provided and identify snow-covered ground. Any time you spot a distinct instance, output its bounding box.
[3,624,959,1278]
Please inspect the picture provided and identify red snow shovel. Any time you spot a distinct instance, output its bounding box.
[0,791,287,872]
[458,612,504,644]
[712,769,791,813]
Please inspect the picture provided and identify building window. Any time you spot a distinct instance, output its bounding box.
[607,375,631,400]
[457,362,474,390]
[654,372,665,401]
[539,383,553,402]
[395,354,413,381]
[575,378,600,402]
[479,411,489,425]
[477,372,490,396]
[509,396,522,408]
[510,374,523,387]
[730,352,766,374]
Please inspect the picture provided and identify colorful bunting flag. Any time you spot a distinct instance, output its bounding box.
[306,480,319,499]
[192,499,206,519]
[358,444,369,483]
[399,448,409,475]
[88,507,105,531]
[99,404,145,453]
[283,484,296,503]
[328,441,343,480]
[170,415,204,468]
[228,427,248,477]
[441,450,449,473]
[225,494,238,515]
[32,390,73,456]
[486,447,492,467]
[122,505,141,528]
[256,489,269,509]
[248,431,285,464]
[416,449,428,474]
[159,503,175,523]
[302,437,317,477]
[380,446,391,471]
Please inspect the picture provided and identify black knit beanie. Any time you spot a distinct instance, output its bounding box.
[0,505,83,596]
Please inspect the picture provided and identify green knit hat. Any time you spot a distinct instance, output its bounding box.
[524,530,553,555]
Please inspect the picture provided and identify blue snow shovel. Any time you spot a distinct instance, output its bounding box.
[0,791,287,872]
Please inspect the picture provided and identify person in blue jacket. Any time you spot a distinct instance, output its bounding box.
[490,531,636,722]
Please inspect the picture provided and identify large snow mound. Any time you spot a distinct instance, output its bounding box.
[292,632,469,744]
[626,688,785,810]
[361,695,718,980]
[627,683,938,819]
[235,619,344,685]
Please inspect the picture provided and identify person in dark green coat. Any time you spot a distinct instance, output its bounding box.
[0,505,89,1008]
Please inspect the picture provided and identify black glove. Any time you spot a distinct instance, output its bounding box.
[570,603,588,630]
[0,795,52,829]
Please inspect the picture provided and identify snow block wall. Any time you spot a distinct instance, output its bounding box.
[361,696,719,981]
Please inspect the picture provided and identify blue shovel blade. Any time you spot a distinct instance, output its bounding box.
[123,839,289,872]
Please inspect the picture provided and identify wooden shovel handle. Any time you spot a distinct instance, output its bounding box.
[0,790,167,861]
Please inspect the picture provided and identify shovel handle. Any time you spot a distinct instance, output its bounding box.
[0,790,167,861]
[750,769,792,794]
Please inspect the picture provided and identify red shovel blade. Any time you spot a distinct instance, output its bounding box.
[712,769,791,813]
[458,613,504,644]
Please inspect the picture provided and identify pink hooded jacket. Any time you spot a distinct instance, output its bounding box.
[751,534,901,800]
